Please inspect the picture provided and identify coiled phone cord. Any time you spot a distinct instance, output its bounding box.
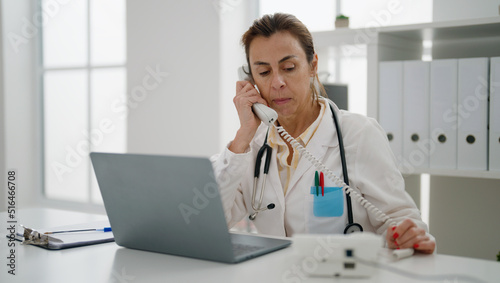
[274,124,397,228]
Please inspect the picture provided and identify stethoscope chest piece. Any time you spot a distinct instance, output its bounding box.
[249,203,275,220]
[249,213,257,221]
[344,223,363,234]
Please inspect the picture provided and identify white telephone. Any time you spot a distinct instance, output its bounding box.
[237,66,278,126]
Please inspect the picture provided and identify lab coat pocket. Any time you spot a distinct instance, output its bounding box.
[309,186,344,217]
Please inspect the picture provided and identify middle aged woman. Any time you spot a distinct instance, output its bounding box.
[211,13,435,254]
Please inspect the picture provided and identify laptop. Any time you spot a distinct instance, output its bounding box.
[90,152,291,263]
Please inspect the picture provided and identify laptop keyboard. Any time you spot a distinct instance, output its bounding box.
[232,243,264,256]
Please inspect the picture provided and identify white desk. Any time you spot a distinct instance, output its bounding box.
[1,208,498,283]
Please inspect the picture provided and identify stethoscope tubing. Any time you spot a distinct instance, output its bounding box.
[250,135,273,220]
[329,103,355,226]
[250,101,361,233]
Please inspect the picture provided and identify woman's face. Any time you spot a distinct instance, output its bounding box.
[249,31,317,119]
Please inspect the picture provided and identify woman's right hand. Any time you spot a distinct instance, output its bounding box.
[229,81,268,153]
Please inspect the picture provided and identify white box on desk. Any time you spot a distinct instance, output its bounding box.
[292,232,382,278]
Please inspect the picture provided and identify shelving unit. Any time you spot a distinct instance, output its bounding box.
[370,16,500,118]
[401,168,500,179]
[312,17,500,179]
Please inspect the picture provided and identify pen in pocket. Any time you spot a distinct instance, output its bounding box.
[314,171,319,196]
[320,172,324,196]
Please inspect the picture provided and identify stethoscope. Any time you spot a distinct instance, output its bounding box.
[249,102,364,234]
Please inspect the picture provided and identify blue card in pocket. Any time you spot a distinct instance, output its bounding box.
[310,186,344,217]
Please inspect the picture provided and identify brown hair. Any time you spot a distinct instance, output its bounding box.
[241,13,327,100]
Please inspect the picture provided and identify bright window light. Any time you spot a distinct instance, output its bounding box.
[42,0,127,204]
[420,174,430,226]
[259,0,336,31]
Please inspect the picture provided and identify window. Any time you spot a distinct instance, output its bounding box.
[42,0,126,203]
[341,0,432,28]
[259,0,336,32]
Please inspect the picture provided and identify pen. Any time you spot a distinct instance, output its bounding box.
[320,172,324,196]
[392,248,414,260]
[315,171,319,196]
[44,227,112,234]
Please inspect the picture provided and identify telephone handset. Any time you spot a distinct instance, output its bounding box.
[236,65,396,230]
[237,66,278,126]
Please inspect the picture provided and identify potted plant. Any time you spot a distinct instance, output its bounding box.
[335,14,349,28]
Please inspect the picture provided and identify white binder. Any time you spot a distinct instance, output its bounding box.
[379,61,403,165]
[403,60,430,169]
[429,59,458,169]
[457,58,489,170]
[489,57,500,171]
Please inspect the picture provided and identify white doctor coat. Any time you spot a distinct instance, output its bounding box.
[211,100,428,237]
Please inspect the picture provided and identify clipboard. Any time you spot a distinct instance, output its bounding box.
[8,220,115,250]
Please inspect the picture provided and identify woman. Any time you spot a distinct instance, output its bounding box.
[211,13,435,253]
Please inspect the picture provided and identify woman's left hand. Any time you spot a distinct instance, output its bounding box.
[386,218,435,254]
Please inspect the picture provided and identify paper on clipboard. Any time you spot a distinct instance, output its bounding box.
[17,220,114,249]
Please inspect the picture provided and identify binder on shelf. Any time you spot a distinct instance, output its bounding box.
[457,57,489,171]
[403,60,430,169]
[379,61,403,165]
[429,59,458,169]
[490,57,500,171]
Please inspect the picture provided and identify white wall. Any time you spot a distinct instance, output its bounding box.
[433,0,500,21]
[219,1,259,149]
[1,0,40,211]
[429,177,500,260]
[126,0,221,157]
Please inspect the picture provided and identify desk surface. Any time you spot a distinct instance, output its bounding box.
[1,208,498,283]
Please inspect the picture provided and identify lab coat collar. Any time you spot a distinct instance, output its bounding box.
[252,123,270,148]
[285,98,340,196]
[250,98,341,200]
[252,98,340,148]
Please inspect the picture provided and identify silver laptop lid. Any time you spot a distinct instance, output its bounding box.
[90,152,235,262]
